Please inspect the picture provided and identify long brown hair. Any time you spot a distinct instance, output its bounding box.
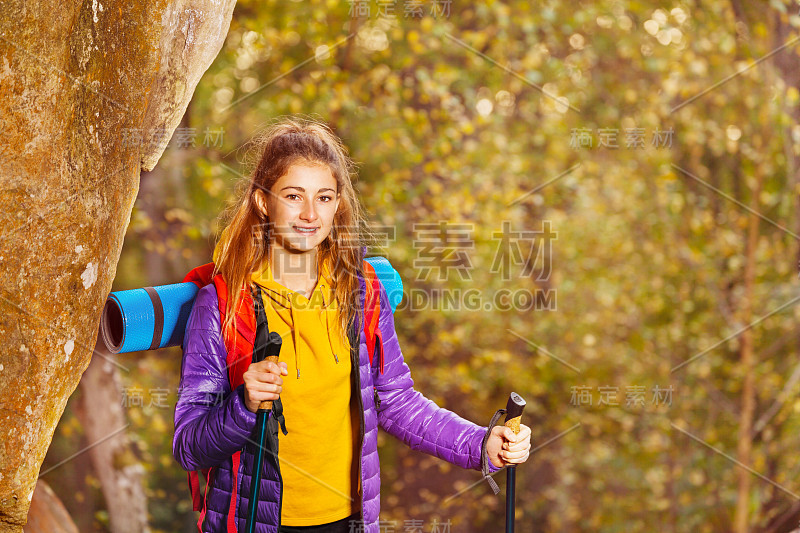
[213,115,375,344]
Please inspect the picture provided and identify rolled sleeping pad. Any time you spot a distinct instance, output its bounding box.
[365,255,404,313]
[101,256,404,354]
[101,282,200,354]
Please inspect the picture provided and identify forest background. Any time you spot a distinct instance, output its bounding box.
[39,0,800,531]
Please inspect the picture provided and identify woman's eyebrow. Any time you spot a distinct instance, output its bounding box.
[280,186,337,193]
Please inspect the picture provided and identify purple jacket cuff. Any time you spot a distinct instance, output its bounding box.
[231,383,258,432]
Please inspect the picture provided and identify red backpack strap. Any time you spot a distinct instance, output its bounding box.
[184,262,216,287]
[189,467,214,532]
[212,275,256,391]
[363,260,384,375]
[187,455,240,533]
[227,451,242,532]
[189,471,202,511]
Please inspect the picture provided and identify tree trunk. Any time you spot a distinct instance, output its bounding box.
[141,103,193,287]
[73,337,148,533]
[0,1,236,530]
[732,114,766,533]
[21,480,78,533]
[729,6,800,531]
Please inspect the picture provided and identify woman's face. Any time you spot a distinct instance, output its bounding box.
[255,162,340,255]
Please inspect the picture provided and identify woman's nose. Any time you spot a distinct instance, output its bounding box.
[300,200,318,222]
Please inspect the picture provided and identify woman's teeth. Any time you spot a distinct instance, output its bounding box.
[294,226,318,234]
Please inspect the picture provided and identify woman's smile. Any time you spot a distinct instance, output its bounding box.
[293,225,319,235]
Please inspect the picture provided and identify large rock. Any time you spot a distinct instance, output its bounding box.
[0,0,236,530]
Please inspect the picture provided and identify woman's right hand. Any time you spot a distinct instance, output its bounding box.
[243,360,289,413]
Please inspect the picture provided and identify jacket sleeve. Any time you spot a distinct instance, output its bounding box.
[172,284,258,472]
[373,282,502,473]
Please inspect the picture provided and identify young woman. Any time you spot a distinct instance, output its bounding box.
[173,116,532,533]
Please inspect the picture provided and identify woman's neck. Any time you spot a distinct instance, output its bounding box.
[269,247,318,296]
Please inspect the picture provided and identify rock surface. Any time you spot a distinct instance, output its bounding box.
[0,1,236,530]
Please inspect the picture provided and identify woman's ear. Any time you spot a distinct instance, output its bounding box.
[254,188,269,218]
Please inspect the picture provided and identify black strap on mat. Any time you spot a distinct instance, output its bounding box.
[144,287,164,351]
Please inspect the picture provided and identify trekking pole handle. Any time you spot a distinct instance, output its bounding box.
[504,392,526,434]
[255,332,282,413]
[259,355,279,412]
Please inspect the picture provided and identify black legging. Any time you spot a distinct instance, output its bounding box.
[277,512,361,533]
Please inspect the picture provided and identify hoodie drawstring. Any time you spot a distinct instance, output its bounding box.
[322,285,339,365]
[289,304,299,379]
[263,276,339,380]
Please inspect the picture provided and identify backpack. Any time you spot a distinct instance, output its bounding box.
[180,260,385,532]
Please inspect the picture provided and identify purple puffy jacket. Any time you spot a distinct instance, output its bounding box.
[173,266,502,533]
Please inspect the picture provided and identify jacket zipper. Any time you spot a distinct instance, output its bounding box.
[267,404,283,529]
[372,339,381,411]
[349,320,365,527]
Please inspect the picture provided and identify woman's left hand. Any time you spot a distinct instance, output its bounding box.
[486,423,532,469]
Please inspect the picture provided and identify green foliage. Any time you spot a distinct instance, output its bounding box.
[45,0,800,530]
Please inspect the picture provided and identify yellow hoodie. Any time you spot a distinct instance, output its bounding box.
[250,254,348,379]
[213,242,360,525]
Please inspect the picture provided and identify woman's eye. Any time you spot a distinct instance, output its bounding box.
[286,194,300,200]
[319,195,332,202]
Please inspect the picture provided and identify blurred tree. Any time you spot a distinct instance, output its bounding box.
[22,480,78,533]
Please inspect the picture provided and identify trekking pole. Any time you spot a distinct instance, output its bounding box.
[245,330,282,533]
[504,392,526,533]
